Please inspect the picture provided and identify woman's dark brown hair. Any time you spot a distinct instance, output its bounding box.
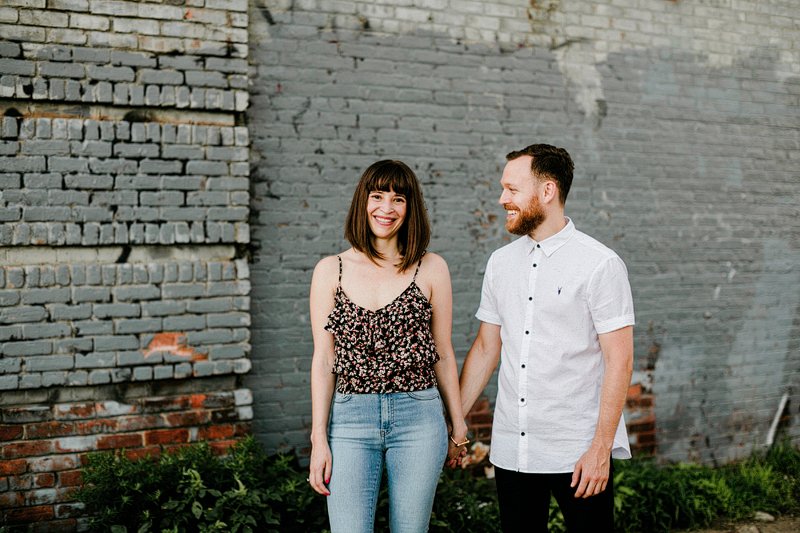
[344,160,430,272]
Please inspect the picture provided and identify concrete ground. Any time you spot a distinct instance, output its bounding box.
[686,514,800,533]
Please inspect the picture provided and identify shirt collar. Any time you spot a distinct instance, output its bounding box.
[525,217,575,257]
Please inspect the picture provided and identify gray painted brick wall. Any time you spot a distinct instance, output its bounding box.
[0,1,248,110]
[0,118,250,246]
[246,0,800,464]
[0,255,252,392]
[1,1,252,526]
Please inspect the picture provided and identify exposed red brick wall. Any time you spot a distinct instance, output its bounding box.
[465,395,494,445]
[1,389,252,531]
[626,382,656,457]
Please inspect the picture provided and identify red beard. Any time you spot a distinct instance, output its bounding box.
[504,196,545,236]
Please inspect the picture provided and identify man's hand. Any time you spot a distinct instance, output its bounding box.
[444,420,469,468]
[570,443,610,498]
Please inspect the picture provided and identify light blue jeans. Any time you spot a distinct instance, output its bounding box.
[326,387,448,533]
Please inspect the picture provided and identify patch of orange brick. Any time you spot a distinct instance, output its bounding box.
[142,332,207,361]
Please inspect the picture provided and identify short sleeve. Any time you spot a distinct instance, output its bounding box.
[475,254,501,325]
[587,255,635,334]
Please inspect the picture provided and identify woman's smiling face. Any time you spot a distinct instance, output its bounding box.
[366,189,407,239]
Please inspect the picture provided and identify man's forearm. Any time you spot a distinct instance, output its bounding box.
[592,326,634,450]
[459,326,502,414]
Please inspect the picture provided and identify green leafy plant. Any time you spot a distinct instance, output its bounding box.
[76,437,327,533]
[428,469,501,532]
[77,439,799,532]
[613,441,800,532]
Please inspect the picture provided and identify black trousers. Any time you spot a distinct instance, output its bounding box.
[494,463,614,533]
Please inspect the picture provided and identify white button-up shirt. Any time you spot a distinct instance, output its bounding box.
[476,218,635,473]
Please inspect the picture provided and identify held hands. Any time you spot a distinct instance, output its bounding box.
[570,442,610,498]
[445,420,469,469]
[308,438,332,496]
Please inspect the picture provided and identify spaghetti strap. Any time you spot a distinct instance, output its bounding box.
[337,255,342,286]
[412,251,426,282]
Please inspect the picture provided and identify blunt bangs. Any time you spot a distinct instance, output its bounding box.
[362,162,413,198]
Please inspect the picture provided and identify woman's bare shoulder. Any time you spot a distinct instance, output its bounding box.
[421,251,449,273]
[312,251,348,283]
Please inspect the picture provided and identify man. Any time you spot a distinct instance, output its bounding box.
[459,144,634,532]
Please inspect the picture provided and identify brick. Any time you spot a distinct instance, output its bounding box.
[24,355,74,372]
[92,335,138,351]
[162,284,205,298]
[233,388,252,406]
[115,317,161,334]
[87,370,112,385]
[2,405,51,424]
[186,161,228,175]
[0,458,27,475]
[54,435,98,453]
[70,13,109,30]
[0,289,20,305]
[58,470,82,487]
[0,424,23,440]
[93,303,139,318]
[185,298,232,313]
[114,284,160,301]
[163,315,206,330]
[87,65,135,82]
[153,365,173,379]
[2,340,52,356]
[27,454,79,473]
[53,403,94,421]
[32,472,56,488]
[25,421,75,439]
[72,320,114,335]
[0,58,35,76]
[144,428,189,446]
[132,366,153,380]
[2,439,54,459]
[0,491,25,510]
[21,323,72,340]
[198,424,235,440]
[19,373,43,389]
[69,286,110,303]
[4,504,54,524]
[96,433,142,450]
[75,352,115,368]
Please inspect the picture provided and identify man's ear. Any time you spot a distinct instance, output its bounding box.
[542,180,559,204]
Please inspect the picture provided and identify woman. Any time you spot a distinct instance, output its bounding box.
[308,160,469,532]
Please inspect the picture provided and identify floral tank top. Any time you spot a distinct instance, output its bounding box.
[324,254,440,394]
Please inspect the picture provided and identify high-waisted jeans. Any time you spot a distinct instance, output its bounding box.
[326,387,448,533]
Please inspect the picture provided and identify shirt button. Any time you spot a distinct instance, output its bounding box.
[532,263,537,267]
[528,296,532,301]
[537,244,541,248]
[521,364,526,368]
[520,398,525,403]
[521,432,526,436]
[525,330,529,334]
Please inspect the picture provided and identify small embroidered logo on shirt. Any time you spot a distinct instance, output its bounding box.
[557,286,562,295]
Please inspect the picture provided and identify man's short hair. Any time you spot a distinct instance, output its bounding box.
[506,144,574,204]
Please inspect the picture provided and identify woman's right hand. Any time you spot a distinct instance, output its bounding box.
[309,439,332,496]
